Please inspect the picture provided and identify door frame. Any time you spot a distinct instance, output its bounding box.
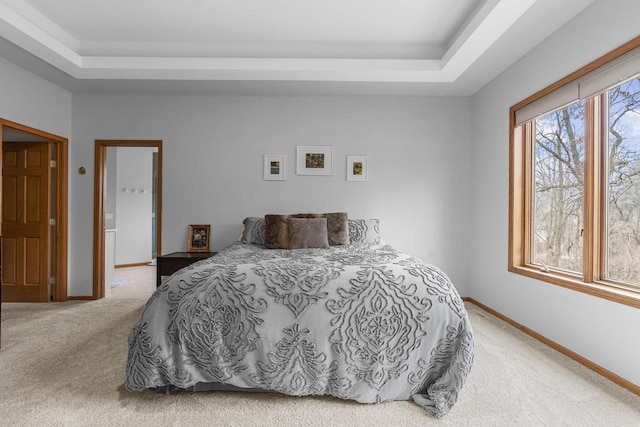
[93,140,162,299]
[0,118,69,302]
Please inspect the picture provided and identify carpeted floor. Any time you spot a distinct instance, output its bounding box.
[0,298,638,426]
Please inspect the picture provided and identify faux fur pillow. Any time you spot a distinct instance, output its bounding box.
[264,212,349,249]
[264,214,291,249]
[288,218,329,249]
[323,212,349,246]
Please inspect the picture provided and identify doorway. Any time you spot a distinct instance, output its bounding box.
[93,140,162,299]
[0,119,68,302]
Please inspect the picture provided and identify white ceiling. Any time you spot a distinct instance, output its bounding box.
[0,0,596,95]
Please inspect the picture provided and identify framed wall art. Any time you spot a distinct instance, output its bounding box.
[347,155,368,181]
[187,224,211,252]
[296,145,334,176]
[264,154,286,181]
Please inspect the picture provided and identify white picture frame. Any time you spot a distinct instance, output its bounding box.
[347,155,368,181]
[296,145,334,176]
[264,154,286,181]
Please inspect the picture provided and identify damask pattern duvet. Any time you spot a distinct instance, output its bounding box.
[125,242,474,417]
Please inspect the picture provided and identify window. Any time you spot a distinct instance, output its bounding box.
[510,37,640,308]
[532,101,585,274]
[605,78,640,285]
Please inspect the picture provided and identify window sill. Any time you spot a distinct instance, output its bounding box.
[509,265,640,309]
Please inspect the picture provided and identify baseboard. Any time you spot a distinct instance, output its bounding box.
[462,297,640,397]
[67,296,95,300]
[115,262,150,269]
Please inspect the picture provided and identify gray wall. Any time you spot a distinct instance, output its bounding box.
[0,56,71,136]
[469,0,640,387]
[70,95,473,296]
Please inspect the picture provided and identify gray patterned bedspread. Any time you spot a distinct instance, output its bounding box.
[125,242,474,417]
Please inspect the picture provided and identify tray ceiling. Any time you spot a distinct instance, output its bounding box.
[0,0,596,95]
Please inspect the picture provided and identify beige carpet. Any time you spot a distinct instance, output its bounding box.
[0,298,638,426]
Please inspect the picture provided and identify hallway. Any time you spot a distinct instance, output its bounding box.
[106,265,155,299]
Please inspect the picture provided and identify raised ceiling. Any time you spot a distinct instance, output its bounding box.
[0,0,596,95]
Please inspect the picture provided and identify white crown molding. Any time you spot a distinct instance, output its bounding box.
[0,0,536,83]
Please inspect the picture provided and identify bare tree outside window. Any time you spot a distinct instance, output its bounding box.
[531,77,640,286]
[510,41,640,306]
[533,102,585,273]
[606,78,640,285]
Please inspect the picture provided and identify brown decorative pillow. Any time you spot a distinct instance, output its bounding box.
[264,212,349,249]
[288,218,329,249]
[264,214,291,249]
[324,212,349,245]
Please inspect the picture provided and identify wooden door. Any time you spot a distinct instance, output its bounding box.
[1,142,51,302]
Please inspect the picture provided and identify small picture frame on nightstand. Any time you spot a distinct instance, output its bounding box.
[187,224,210,252]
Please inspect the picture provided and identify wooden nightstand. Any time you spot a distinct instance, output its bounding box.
[156,251,218,287]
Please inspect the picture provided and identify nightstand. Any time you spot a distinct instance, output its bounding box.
[156,251,218,287]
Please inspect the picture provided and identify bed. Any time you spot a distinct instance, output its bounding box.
[125,215,474,417]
